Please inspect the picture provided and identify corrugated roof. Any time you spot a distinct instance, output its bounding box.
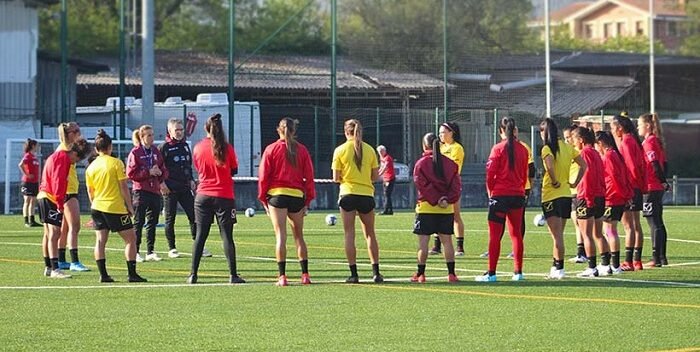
[77,51,446,91]
[619,0,686,17]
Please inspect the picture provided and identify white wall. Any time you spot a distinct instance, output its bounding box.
[0,0,38,84]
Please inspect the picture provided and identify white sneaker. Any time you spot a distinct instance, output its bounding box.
[568,255,588,263]
[577,267,599,278]
[168,249,180,258]
[511,273,524,281]
[596,265,611,276]
[145,253,162,262]
[202,247,213,257]
[50,269,72,279]
[547,268,565,280]
[43,267,51,277]
[135,253,144,263]
[610,266,623,275]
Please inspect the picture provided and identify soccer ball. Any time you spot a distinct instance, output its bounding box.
[245,207,255,218]
[325,214,338,226]
[533,213,546,227]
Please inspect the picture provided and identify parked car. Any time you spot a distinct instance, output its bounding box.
[393,162,411,183]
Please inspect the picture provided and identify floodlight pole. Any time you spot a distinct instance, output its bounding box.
[119,0,126,139]
[228,0,236,144]
[649,0,655,114]
[331,0,338,148]
[60,0,68,123]
[442,0,448,122]
[544,0,552,118]
[141,0,154,127]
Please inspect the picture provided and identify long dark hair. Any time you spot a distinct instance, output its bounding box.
[95,129,112,153]
[612,114,643,147]
[24,138,37,153]
[595,130,620,155]
[539,118,560,158]
[206,113,227,166]
[344,119,363,170]
[423,132,445,180]
[278,117,299,167]
[573,126,595,145]
[70,138,91,161]
[501,117,517,170]
[441,122,461,144]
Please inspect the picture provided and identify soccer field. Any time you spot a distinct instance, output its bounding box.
[1,207,699,351]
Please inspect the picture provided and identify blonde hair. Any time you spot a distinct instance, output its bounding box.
[344,119,363,170]
[58,122,79,146]
[132,125,153,146]
[639,113,665,151]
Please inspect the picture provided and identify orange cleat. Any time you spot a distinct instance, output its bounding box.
[633,261,644,271]
[301,273,312,285]
[275,275,288,287]
[410,273,426,283]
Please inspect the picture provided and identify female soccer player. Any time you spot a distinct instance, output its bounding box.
[571,127,609,277]
[476,117,529,282]
[38,139,89,278]
[86,130,147,283]
[595,131,632,274]
[540,118,586,280]
[412,132,462,283]
[638,113,669,267]
[430,122,465,256]
[19,138,41,227]
[332,119,383,283]
[610,115,647,271]
[258,117,316,286]
[55,122,90,271]
[127,125,168,262]
[159,118,209,259]
[563,125,587,264]
[188,114,245,284]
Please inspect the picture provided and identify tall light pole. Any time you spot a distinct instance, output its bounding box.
[544,0,552,118]
[649,0,655,114]
[228,0,236,144]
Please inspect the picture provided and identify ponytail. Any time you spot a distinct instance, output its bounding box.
[278,117,299,167]
[95,129,112,153]
[132,130,141,147]
[344,119,363,170]
[640,113,665,151]
[58,122,78,146]
[423,132,445,180]
[24,138,37,153]
[539,118,560,158]
[501,117,516,170]
[206,113,227,165]
[595,130,620,155]
[573,126,595,145]
[612,114,643,147]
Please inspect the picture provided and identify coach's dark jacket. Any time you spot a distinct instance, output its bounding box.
[159,136,194,192]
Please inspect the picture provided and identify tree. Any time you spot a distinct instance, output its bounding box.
[549,24,666,54]
[681,0,700,56]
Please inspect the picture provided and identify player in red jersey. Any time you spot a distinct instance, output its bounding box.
[594,131,632,274]
[571,127,610,277]
[476,117,529,282]
[638,113,669,267]
[19,138,41,227]
[188,114,245,284]
[610,115,647,271]
[258,118,316,286]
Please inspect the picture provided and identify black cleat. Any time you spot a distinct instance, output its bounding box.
[345,275,360,284]
[100,276,115,283]
[229,275,246,284]
[373,274,384,284]
[186,274,198,284]
[128,274,148,283]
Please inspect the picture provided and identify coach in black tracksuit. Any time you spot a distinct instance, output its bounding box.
[159,118,197,257]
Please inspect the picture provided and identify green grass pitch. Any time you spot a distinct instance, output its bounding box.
[0,207,698,351]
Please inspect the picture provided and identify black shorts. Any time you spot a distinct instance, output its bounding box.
[642,191,664,218]
[574,197,605,219]
[38,198,62,227]
[268,195,305,213]
[488,196,525,223]
[542,197,572,219]
[627,188,643,212]
[338,195,375,214]
[413,213,454,236]
[91,209,134,233]
[602,205,625,222]
[20,182,38,196]
[65,193,79,202]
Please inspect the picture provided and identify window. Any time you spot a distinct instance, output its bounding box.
[669,21,678,36]
[617,22,627,36]
[585,24,594,38]
[604,23,613,38]
[636,21,644,35]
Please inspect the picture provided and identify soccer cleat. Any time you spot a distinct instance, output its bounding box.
[69,262,90,272]
[43,267,51,277]
[128,274,148,283]
[428,247,441,255]
[511,273,524,281]
[275,275,288,287]
[479,251,489,258]
[168,249,180,258]
[633,261,644,271]
[576,268,599,278]
[568,255,588,264]
[24,223,32,228]
[301,273,312,285]
[447,273,459,283]
[610,266,623,275]
[596,265,612,276]
[50,269,72,279]
[373,274,384,284]
[57,261,70,270]
[455,247,465,257]
[135,253,144,263]
[30,221,42,227]
[620,261,635,271]
[145,253,162,262]
[660,257,669,266]
[345,275,360,284]
[186,274,198,284]
[229,275,246,284]
[474,273,496,282]
[506,252,515,259]
[410,273,426,283]
[644,260,661,269]
[100,276,115,283]
[547,268,566,280]
[202,247,213,257]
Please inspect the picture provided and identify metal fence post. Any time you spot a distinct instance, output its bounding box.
[695,184,698,207]
[673,175,678,205]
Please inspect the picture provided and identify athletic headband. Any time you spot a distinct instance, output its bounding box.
[441,123,453,132]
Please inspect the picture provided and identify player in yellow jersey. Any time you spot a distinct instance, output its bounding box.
[563,125,587,264]
[430,122,466,256]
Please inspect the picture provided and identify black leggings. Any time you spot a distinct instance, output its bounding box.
[382,180,395,212]
[644,191,667,261]
[133,190,161,254]
[163,188,196,250]
[191,195,238,276]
